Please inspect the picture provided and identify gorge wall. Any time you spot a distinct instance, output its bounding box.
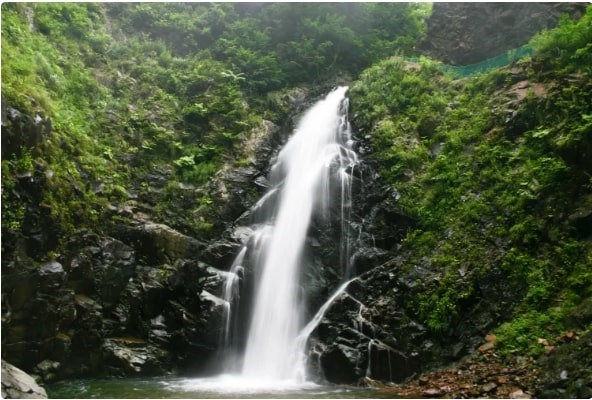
[1,2,591,398]
[418,2,588,65]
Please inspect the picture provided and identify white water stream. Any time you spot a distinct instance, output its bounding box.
[240,86,356,383]
[213,86,359,389]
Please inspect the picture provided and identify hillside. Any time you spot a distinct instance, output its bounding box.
[2,3,591,398]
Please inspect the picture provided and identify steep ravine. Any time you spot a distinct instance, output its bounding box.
[2,3,591,399]
[2,76,591,399]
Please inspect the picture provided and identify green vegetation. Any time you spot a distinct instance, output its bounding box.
[113,3,428,91]
[530,8,592,74]
[350,5,592,356]
[1,2,429,249]
[2,1,591,362]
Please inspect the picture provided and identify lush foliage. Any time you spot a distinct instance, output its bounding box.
[3,1,590,362]
[350,6,592,356]
[2,3,119,243]
[113,3,429,93]
[530,5,592,73]
[1,2,428,253]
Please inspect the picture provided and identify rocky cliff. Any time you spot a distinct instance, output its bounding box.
[418,2,588,65]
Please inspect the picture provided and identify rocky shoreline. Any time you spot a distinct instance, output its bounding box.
[376,330,592,399]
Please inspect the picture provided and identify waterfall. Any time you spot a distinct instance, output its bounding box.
[220,86,358,384]
[220,247,246,352]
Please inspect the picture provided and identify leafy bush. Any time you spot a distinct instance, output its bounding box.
[530,6,592,72]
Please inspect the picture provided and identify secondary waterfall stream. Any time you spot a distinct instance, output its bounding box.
[220,86,359,388]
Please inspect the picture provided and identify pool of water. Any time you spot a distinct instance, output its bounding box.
[47,375,393,399]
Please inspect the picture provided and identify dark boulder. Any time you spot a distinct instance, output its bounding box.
[102,338,171,376]
[67,294,104,376]
[38,262,66,291]
[33,360,61,384]
[306,274,424,384]
[350,247,389,276]
[1,258,76,372]
[319,344,360,384]
[366,340,420,383]
[113,223,205,266]
[1,103,52,159]
[568,207,592,238]
[66,238,137,310]
[200,239,243,270]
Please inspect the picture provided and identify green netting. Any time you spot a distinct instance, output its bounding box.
[407,44,534,78]
[442,45,534,77]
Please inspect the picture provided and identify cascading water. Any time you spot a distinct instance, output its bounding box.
[219,86,359,387]
[44,86,420,400]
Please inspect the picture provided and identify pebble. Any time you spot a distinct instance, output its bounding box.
[481,382,497,393]
[422,388,443,397]
[510,389,531,399]
[478,341,495,352]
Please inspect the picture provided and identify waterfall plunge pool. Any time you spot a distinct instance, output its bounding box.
[46,375,394,398]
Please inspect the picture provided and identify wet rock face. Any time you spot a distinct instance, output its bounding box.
[101,338,171,377]
[319,345,359,384]
[1,104,52,159]
[305,277,425,385]
[1,223,234,381]
[2,163,61,262]
[419,3,588,65]
[366,340,419,383]
[297,147,426,385]
[1,260,76,372]
[112,223,205,266]
[199,119,284,234]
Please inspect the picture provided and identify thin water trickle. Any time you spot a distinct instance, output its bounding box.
[294,278,359,361]
[220,246,246,350]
